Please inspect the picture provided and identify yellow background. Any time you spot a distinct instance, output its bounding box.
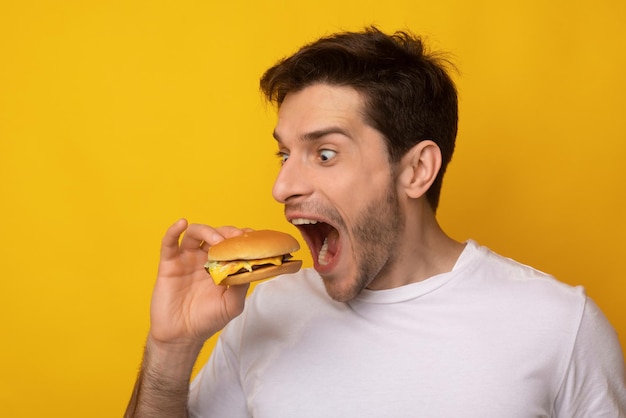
[1,0,624,415]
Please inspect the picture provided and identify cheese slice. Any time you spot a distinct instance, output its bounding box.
[205,256,284,283]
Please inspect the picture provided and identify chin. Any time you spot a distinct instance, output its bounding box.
[320,273,368,302]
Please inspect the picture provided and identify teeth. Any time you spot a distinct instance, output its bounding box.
[291,218,318,225]
[290,218,331,266]
[318,237,329,266]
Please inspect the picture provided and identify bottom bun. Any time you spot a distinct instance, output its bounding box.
[218,260,303,286]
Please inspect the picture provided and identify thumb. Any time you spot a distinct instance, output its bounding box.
[222,283,250,321]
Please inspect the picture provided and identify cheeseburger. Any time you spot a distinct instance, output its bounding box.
[204,229,302,286]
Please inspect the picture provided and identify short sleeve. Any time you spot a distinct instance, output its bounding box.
[554,297,626,416]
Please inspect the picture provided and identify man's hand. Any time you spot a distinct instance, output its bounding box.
[149,219,250,347]
[125,219,250,418]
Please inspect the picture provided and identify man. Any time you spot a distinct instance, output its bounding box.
[125,27,626,417]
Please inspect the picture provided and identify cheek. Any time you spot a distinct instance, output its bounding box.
[319,155,395,218]
[350,170,393,199]
[335,177,393,227]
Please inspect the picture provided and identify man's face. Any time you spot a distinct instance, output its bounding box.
[272,83,403,302]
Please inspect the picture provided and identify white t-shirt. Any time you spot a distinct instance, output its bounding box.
[189,240,626,417]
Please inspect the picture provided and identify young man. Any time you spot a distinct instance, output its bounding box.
[125,27,626,417]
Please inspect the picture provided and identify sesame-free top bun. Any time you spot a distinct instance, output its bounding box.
[207,229,300,262]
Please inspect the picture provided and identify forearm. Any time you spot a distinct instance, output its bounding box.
[125,336,203,418]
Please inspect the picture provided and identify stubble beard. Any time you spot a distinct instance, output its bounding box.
[327,181,403,302]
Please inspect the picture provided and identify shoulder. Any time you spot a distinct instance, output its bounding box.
[466,240,586,306]
[458,241,589,346]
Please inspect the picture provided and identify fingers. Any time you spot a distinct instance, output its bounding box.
[160,219,249,258]
[198,225,245,251]
[179,224,247,252]
[216,225,249,239]
[223,282,251,320]
[160,218,188,261]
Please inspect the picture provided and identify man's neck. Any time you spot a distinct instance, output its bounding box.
[367,207,465,290]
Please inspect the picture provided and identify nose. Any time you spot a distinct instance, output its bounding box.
[272,157,312,204]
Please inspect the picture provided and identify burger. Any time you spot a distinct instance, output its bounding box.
[204,229,302,286]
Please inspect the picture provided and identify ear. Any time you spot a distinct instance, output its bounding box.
[397,140,442,199]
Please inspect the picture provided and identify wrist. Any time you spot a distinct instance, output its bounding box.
[143,334,204,383]
[125,335,200,417]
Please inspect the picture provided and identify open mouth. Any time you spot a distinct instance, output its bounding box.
[291,218,340,270]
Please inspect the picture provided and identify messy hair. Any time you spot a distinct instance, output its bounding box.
[260,27,458,211]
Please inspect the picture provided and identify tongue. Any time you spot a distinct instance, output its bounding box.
[318,229,339,266]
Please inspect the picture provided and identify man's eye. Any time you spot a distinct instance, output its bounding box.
[276,151,289,164]
[319,149,337,162]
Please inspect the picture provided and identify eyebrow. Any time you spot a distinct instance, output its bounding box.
[273,126,351,143]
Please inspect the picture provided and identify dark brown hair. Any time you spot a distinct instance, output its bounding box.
[260,27,458,211]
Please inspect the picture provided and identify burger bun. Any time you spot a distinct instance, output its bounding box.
[207,229,300,262]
